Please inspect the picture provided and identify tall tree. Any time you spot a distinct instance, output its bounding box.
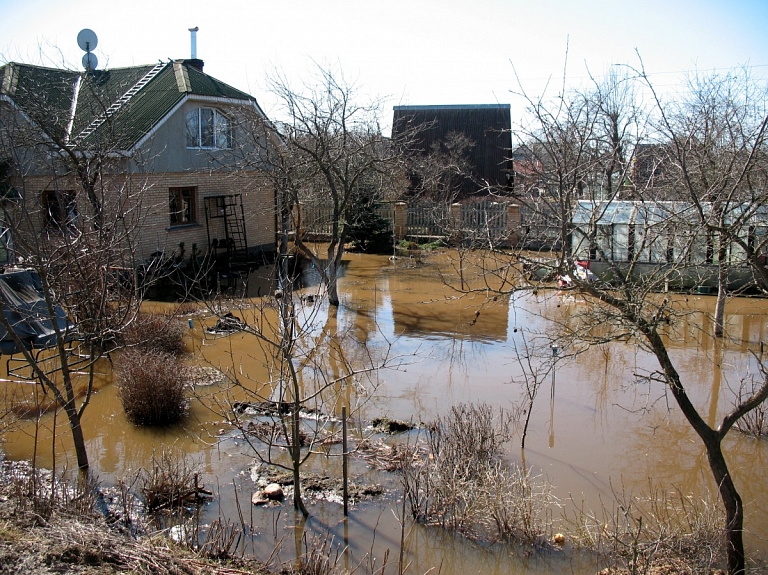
[0,64,151,469]
[236,65,408,306]
[481,66,768,575]
[645,66,768,338]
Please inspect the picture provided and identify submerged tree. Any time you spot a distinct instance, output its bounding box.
[459,64,768,574]
[202,271,401,516]
[645,66,768,338]
[0,62,152,469]
[234,65,409,306]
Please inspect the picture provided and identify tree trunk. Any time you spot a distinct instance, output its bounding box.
[63,402,89,470]
[291,401,308,517]
[327,256,340,307]
[707,442,745,575]
[644,327,745,574]
[714,237,728,338]
[714,283,727,338]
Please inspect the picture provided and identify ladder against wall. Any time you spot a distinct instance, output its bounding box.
[204,194,248,262]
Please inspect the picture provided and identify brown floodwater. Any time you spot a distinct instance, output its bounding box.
[2,249,768,574]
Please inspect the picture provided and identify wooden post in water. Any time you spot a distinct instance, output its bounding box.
[342,406,348,516]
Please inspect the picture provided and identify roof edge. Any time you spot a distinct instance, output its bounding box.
[393,104,510,111]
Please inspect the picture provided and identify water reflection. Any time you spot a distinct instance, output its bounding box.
[1,250,767,573]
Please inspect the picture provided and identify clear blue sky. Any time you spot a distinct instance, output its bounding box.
[2,0,767,132]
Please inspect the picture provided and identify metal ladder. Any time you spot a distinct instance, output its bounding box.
[221,195,248,259]
[71,61,167,145]
[205,195,248,261]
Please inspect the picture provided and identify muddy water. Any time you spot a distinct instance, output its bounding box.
[2,250,768,573]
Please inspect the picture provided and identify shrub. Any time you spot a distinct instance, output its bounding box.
[122,313,187,356]
[116,349,188,426]
[400,402,553,544]
[565,484,724,573]
[138,449,209,513]
[735,378,768,438]
[346,206,393,254]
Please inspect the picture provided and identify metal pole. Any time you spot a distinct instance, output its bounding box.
[549,345,559,448]
[342,406,348,516]
[551,345,559,399]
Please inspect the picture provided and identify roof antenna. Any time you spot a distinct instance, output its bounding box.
[77,29,99,71]
[189,27,199,59]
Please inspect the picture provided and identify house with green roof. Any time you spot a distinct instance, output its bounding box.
[0,58,277,268]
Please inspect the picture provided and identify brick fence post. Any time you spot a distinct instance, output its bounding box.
[394,202,407,241]
[450,203,462,245]
[507,203,521,247]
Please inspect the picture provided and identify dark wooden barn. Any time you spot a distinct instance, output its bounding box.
[391,104,513,198]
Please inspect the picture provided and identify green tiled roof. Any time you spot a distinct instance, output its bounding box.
[1,63,80,142]
[186,65,254,100]
[1,60,261,152]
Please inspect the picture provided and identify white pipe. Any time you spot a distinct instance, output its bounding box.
[189,27,199,59]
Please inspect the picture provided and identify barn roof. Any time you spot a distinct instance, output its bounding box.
[392,104,513,197]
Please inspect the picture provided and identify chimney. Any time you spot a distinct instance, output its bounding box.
[185,27,204,72]
[189,27,198,59]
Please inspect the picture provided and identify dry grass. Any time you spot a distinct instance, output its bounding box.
[400,402,554,545]
[564,482,725,574]
[288,532,345,575]
[0,460,269,574]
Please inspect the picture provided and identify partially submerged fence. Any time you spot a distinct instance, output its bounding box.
[293,199,521,248]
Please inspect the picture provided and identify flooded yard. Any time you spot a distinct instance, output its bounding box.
[2,249,767,574]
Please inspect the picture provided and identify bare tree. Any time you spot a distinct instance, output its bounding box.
[644,66,768,338]
[205,277,402,516]
[467,65,768,574]
[0,64,152,470]
[235,65,409,306]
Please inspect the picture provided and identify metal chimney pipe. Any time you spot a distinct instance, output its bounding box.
[189,27,199,59]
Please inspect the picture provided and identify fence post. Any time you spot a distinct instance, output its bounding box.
[394,202,407,242]
[342,405,348,516]
[507,203,521,247]
[450,203,462,245]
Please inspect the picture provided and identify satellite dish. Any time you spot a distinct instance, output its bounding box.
[82,52,98,71]
[77,29,98,52]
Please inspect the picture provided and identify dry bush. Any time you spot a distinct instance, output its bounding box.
[198,517,242,560]
[565,483,725,574]
[122,312,187,356]
[734,379,768,438]
[138,449,210,513]
[289,532,345,575]
[116,349,189,426]
[479,461,555,544]
[401,402,553,544]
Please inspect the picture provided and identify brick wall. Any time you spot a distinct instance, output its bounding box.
[8,170,277,265]
[131,170,276,261]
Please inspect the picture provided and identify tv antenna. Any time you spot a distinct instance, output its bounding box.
[77,29,99,71]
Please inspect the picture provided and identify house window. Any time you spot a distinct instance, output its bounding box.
[186,107,231,149]
[169,187,197,226]
[43,189,78,231]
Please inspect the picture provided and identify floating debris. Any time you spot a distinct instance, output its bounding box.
[372,417,416,434]
[205,312,246,335]
[357,439,427,472]
[249,465,383,505]
[233,400,337,422]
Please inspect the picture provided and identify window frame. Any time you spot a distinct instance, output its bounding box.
[186,107,232,150]
[169,186,197,226]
